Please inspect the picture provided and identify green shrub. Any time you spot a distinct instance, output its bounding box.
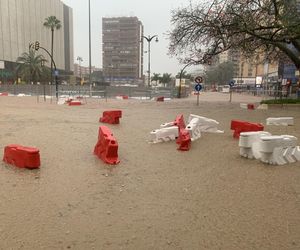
[261,99,300,104]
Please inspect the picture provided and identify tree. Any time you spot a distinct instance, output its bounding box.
[16,49,48,84]
[43,16,62,84]
[151,73,161,82]
[169,0,300,68]
[175,70,193,80]
[204,61,234,85]
[161,73,172,87]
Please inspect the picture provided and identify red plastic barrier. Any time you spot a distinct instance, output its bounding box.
[176,129,191,151]
[69,101,82,106]
[173,114,186,130]
[116,95,129,100]
[247,104,255,110]
[94,126,120,165]
[100,110,122,124]
[3,144,40,169]
[231,120,264,138]
[156,96,164,102]
[0,92,8,96]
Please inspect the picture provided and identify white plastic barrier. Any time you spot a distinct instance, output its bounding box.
[57,97,67,105]
[240,103,248,109]
[186,118,202,141]
[239,131,271,159]
[160,121,174,129]
[257,104,268,110]
[258,135,298,165]
[149,126,178,143]
[266,117,294,126]
[291,146,300,161]
[239,132,300,165]
[187,114,224,133]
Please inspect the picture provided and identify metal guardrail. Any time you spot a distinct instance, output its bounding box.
[0,84,177,99]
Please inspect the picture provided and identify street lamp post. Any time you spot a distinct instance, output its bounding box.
[142,35,158,87]
[77,56,83,84]
[88,0,92,96]
[178,61,194,98]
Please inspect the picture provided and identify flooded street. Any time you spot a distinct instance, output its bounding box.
[0,93,300,250]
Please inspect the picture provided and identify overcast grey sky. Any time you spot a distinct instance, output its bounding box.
[62,0,192,75]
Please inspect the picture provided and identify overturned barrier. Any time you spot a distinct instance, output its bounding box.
[151,114,223,151]
[231,120,264,139]
[3,144,40,169]
[150,126,178,143]
[160,114,186,130]
[186,118,202,142]
[100,110,122,124]
[185,114,224,141]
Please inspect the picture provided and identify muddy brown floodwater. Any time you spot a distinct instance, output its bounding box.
[0,92,299,250]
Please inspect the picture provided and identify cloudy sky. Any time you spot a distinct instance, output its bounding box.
[62,0,195,76]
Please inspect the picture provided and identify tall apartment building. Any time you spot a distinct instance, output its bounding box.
[218,49,265,85]
[0,0,73,82]
[102,17,143,84]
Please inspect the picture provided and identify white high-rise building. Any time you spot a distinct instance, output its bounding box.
[0,0,73,81]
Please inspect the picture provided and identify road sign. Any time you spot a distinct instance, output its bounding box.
[195,76,203,84]
[54,70,59,76]
[195,84,202,92]
[229,80,234,87]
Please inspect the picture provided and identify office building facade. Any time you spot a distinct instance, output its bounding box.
[102,17,143,84]
[0,0,73,83]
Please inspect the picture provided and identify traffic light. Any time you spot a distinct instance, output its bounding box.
[34,41,40,51]
[28,43,34,51]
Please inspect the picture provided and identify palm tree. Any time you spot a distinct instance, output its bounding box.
[161,73,172,87]
[16,49,47,84]
[151,73,161,82]
[43,16,61,85]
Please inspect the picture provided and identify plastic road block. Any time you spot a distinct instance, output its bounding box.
[3,144,40,169]
[68,101,82,106]
[100,110,122,124]
[177,129,191,151]
[94,126,120,165]
[231,120,264,139]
